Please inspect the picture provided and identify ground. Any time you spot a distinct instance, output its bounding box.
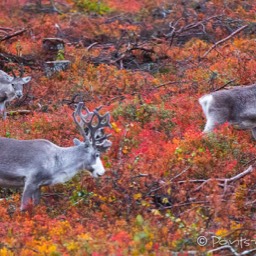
[0,0,256,255]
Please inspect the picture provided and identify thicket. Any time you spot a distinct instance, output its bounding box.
[0,0,256,255]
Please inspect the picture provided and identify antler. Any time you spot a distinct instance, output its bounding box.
[73,102,111,146]
[10,65,24,78]
[11,68,16,78]
[73,102,89,142]
[19,65,24,77]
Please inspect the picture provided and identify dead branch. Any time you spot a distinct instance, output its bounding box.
[0,27,13,36]
[49,0,62,14]
[214,79,236,92]
[201,25,248,59]
[158,200,209,210]
[207,245,256,256]
[0,28,27,42]
[0,52,41,68]
[0,27,13,32]
[219,165,253,183]
[87,42,98,51]
[7,110,31,116]
[146,166,191,195]
[193,165,253,192]
[166,15,222,46]
[149,80,190,90]
[105,95,126,106]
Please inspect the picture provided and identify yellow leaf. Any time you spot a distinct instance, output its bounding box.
[133,193,142,200]
[111,122,121,133]
[215,228,228,237]
[162,197,169,204]
[0,247,14,256]
[66,241,79,252]
[78,233,92,241]
[151,209,161,216]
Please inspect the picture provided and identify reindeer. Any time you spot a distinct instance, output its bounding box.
[0,69,31,119]
[0,102,112,211]
[199,84,256,138]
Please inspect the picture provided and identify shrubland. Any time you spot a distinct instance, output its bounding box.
[0,0,256,255]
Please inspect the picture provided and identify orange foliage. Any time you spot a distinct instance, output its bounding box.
[0,0,256,255]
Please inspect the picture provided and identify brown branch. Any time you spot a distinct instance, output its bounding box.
[0,27,13,32]
[105,95,126,106]
[0,31,9,36]
[7,110,31,116]
[0,28,27,42]
[222,165,253,183]
[149,80,190,91]
[207,245,256,256]
[158,200,209,210]
[0,52,39,67]
[214,79,236,92]
[201,25,248,59]
[147,166,191,195]
[193,165,253,192]
[87,42,98,51]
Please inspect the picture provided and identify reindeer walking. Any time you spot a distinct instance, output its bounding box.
[0,102,112,210]
[199,84,256,138]
[0,69,31,119]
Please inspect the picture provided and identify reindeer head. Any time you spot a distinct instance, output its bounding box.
[10,68,31,98]
[73,102,112,177]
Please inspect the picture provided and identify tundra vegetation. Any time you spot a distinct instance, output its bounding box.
[0,0,256,255]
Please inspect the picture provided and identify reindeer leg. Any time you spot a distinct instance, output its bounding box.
[251,128,256,140]
[3,109,7,120]
[32,188,41,205]
[0,102,6,120]
[203,118,216,133]
[20,182,40,211]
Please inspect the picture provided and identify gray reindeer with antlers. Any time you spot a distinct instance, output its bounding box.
[0,102,112,210]
[0,68,31,119]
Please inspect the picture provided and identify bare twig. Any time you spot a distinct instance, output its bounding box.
[201,25,248,59]
[207,245,256,256]
[0,28,27,42]
[148,166,253,202]
[214,79,236,92]
[7,110,31,116]
[87,42,98,51]
[193,165,254,191]
[50,0,62,14]
[0,31,9,36]
[105,95,126,106]
[147,166,190,195]
[159,200,209,210]
[221,165,253,183]
[149,80,190,91]
[0,27,13,32]
[0,52,39,67]
[132,173,149,180]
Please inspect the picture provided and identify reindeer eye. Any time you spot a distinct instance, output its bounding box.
[95,152,100,158]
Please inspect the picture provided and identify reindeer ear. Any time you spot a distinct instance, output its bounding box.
[22,76,31,84]
[73,138,82,146]
[97,140,112,153]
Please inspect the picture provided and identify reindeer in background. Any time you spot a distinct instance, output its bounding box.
[199,84,256,139]
[0,68,31,119]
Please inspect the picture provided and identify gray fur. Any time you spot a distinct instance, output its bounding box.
[0,70,31,119]
[0,137,106,210]
[199,84,256,138]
